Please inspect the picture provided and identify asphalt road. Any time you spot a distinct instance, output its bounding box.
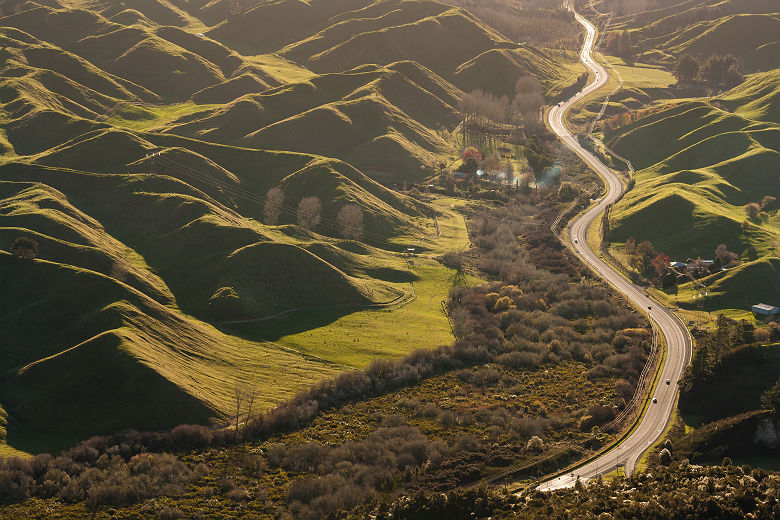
[538,7,692,490]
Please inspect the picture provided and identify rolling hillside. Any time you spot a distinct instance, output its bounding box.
[589,0,779,71]
[605,69,780,311]
[158,63,460,181]
[0,0,581,452]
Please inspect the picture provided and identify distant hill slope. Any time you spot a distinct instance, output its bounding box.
[160,64,459,181]
[591,0,779,71]
[205,0,572,94]
[0,0,581,451]
[0,5,282,100]
[605,70,780,310]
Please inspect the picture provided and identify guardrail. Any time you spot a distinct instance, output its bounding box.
[479,321,659,488]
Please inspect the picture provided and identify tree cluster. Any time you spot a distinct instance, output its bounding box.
[675,53,744,88]
[605,30,634,60]
[446,0,579,50]
[681,315,780,421]
[524,135,553,181]
[458,76,545,150]
[0,449,207,509]
[349,461,780,519]
[745,195,777,219]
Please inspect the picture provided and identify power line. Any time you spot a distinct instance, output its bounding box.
[149,152,430,246]
[154,154,398,243]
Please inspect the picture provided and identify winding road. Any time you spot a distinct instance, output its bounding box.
[538,6,692,490]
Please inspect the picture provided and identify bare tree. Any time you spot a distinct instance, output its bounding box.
[744,202,761,219]
[625,236,636,255]
[297,196,321,230]
[234,382,246,433]
[263,186,284,225]
[244,386,258,432]
[504,160,514,185]
[714,244,738,268]
[337,204,364,240]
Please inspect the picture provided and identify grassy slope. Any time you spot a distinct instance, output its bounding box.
[607,70,780,311]
[158,64,460,182]
[599,0,779,70]
[453,46,583,100]
[0,0,577,453]
[0,251,342,453]
[227,195,482,368]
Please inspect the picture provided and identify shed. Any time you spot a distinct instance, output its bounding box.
[752,303,779,316]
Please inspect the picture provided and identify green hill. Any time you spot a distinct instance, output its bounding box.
[664,14,780,72]
[719,68,780,123]
[0,5,282,101]
[0,0,573,453]
[304,8,512,77]
[162,64,460,181]
[596,0,779,70]
[0,251,346,452]
[676,256,780,310]
[605,72,780,312]
[453,46,580,100]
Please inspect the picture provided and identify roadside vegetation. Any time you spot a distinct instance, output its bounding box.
[0,170,664,517]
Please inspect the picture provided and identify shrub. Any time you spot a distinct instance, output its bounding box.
[170,424,212,449]
[11,236,38,259]
[437,411,456,428]
[558,182,579,202]
[526,436,544,452]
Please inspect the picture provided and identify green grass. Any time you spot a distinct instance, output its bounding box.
[0,0,585,455]
[0,252,346,453]
[672,257,780,311]
[155,64,460,182]
[604,56,676,90]
[105,101,220,131]
[223,197,481,368]
[603,74,780,314]
[454,47,585,100]
[226,258,483,368]
[719,69,780,124]
[0,172,479,453]
[246,53,316,83]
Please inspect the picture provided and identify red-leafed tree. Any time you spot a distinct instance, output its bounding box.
[462,146,482,175]
[462,146,482,161]
[651,253,671,277]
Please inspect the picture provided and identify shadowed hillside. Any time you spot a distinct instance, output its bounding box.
[605,70,780,310]
[589,0,779,71]
[0,0,581,452]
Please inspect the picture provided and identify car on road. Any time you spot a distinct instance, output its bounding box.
[666,379,670,385]
[652,398,657,404]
